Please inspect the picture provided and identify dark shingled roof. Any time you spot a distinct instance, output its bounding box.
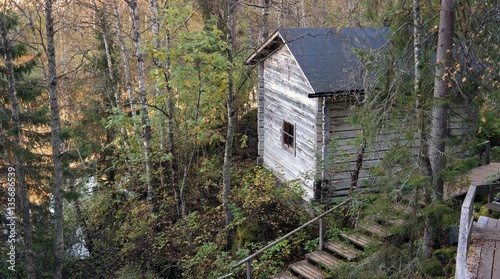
[245,27,390,95]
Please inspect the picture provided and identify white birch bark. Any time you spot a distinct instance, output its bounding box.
[223,0,238,228]
[125,0,155,205]
[113,0,138,132]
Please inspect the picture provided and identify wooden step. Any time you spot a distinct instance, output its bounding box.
[358,221,388,238]
[290,260,324,279]
[323,241,362,261]
[272,271,299,279]
[341,232,379,249]
[386,217,405,227]
[392,203,410,214]
[306,250,341,270]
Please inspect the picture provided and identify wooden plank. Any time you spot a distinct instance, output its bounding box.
[492,219,500,279]
[358,221,388,238]
[467,241,482,278]
[341,232,379,249]
[289,260,324,279]
[323,241,362,261]
[471,228,500,241]
[469,163,500,184]
[477,217,497,279]
[468,215,490,278]
[306,250,341,270]
[476,216,490,229]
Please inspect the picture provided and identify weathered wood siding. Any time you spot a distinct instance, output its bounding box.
[262,45,320,199]
[325,97,476,197]
[325,96,385,195]
[448,103,477,155]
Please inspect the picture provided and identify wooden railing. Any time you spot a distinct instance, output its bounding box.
[455,183,478,279]
[456,183,500,279]
[218,199,350,279]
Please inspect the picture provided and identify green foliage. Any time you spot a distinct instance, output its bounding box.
[232,166,307,239]
[422,202,456,230]
[3,0,496,278]
[115,265,161,279]
[0,9,54,278]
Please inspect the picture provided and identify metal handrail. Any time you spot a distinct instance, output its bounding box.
[218,199,350,279]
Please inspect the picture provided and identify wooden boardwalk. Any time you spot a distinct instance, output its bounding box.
[467,216,500,278]
[469,163,500,185]
[446,162,500,199]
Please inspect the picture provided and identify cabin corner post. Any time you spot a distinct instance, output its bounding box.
[256,62,265,165]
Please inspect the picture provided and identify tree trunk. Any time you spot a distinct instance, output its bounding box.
[147,0,182,215]
[223,0,238,231]
[113,0,138,132]
[45,0,64,277]
[413,0,430,258]
[429,0,454,202]
[0,12,36,279]
[427,0,455,258]
[126,0,156,205]
[414,0,432,180]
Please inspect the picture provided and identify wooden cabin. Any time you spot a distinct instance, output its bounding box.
[244,27,476,201]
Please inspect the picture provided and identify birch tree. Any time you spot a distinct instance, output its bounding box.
[125,0,156,205]
[113,0,137,131]
[223,0,238,231]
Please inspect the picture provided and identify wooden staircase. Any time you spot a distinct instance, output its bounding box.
[217,199,408,279]
[271,220,390,279]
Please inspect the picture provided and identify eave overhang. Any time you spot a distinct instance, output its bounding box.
[308,89,365,98]
[244,30,284,65]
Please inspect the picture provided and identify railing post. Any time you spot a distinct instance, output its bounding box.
[246,261,252,279]
[489,184,494,204]
[319,217,324,250]
[483,140,491,165]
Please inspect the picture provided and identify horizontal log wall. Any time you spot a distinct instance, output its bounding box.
[325,97,476,196]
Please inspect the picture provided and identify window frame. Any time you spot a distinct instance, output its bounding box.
[282,120,296,155]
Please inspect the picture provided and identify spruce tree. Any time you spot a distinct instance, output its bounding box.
[0,10,49,279]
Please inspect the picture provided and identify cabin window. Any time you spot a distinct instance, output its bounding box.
[282,120,295,153]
